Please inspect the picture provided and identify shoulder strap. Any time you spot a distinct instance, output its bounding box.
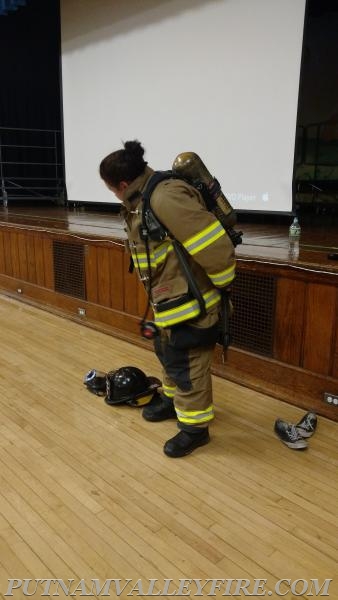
[140,170,174,242]
[140,170,206,317]
[142,170,174,204]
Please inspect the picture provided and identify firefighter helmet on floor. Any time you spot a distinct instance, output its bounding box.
[105,366,161,407]
[83,369,107,396]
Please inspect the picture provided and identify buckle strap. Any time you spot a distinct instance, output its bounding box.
[154,293,192,313]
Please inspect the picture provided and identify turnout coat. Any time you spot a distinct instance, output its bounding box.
[121,166,236,329]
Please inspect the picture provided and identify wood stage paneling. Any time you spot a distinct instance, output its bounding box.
[0,205,337,421]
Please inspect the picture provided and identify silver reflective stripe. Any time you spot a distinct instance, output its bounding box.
[176,407,215,423]
[183,222,225,256]
[204,289,221,307]
[154,289,221,327]
[131,252,156,269]
[132,241,173,270]
[154,242,173,264]
[154,301,200,326]
[208,264,236,286]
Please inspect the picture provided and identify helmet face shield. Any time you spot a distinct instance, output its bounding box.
[83,369,107,396]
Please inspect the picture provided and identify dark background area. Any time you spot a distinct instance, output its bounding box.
[1,0,338,217]
[0,0,61,130]
[0,0,64,204]
[294,0,338,217]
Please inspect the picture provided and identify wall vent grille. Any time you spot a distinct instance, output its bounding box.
[53,241,86,300]
[230,272,276,356]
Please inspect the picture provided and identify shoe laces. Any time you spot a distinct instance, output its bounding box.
[287,424,301,441]
[301,414,314,430]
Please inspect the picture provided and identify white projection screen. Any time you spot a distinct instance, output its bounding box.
[61,0,306,212]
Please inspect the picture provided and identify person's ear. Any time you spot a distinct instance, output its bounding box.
[118,181,129,192]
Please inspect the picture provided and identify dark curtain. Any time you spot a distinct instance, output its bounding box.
[0,0,64,202]
[294,0,338,213]
[0,0,61,130]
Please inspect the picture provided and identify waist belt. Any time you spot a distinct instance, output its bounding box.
[153,288,221,328]
[154,293,192,313]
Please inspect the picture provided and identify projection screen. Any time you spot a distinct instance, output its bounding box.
[61,0,306,212]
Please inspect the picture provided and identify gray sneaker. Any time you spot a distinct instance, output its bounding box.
[274,419,308,450]
[295,412,317,438]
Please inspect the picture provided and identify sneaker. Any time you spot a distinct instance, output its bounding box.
[274,419,308,450]
[295,412,317,438]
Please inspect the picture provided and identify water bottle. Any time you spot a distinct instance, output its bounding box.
[288,216,301,259]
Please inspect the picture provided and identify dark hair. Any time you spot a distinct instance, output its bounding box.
[99,140,147,187]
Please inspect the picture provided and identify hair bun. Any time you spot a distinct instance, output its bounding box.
[124,140,145,159]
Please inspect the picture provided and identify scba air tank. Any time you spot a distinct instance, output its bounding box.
[172,152,237,229]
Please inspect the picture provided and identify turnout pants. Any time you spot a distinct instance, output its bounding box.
[153,308,219,431]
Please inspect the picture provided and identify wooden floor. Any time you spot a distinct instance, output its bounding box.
[0,294,337,599]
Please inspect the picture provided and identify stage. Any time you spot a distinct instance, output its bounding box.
[1,204,337,268]
[0,204,337,421]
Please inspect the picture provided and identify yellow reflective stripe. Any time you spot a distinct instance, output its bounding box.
[204,288,222,308]
[154,289,221,328]
[163,384,176,398]
[183,221,225,256]
[153,242,173,264]
[155,301,201,327]
[131,251,156,269]
[176,405,214,424]
[132,241,173,270]
[208,263,236,287]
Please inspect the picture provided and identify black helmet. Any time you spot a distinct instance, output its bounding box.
[83,369,107,396]
[105,366,160,407]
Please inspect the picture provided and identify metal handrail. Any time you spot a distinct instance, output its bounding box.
[4,178,49,199]
[0,126,61,133]
[1,144,56,150]
[0,126,66,206]
[2,162,63,166]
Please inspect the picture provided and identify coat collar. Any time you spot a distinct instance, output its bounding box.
[122,166,154,211]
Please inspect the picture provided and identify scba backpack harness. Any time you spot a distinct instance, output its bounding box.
[138,153,243,350]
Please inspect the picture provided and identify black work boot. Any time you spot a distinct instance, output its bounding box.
[142,393,177,422]
[163,428,210,458]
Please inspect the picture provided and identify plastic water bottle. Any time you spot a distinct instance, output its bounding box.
[288,216,301,259]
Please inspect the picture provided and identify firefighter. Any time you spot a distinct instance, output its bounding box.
[99,140,236,457]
